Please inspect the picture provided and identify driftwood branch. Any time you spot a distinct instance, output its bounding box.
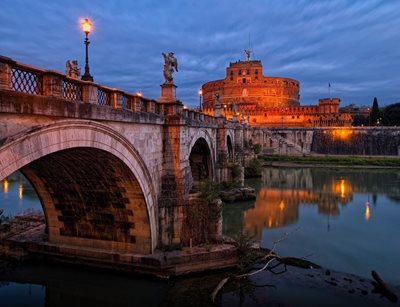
[371,270,398,303]
[210,229,299,303]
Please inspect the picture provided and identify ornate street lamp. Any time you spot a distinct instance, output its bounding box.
[81,18,93,81]
[198,89,203,111]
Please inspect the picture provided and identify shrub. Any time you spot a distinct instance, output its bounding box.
[199,180,221,203]
[253,143,262,155]
[244,158,262,178]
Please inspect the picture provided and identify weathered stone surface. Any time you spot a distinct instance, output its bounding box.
[0,76,246,257]
[220,187,256,202]
[250,127,400,156]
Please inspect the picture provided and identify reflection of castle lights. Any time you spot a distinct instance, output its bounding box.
[18,184,23,200]
[279,200,285,211]
[3,179,9,193]
[365,204,371,221]
[340,179,345,198]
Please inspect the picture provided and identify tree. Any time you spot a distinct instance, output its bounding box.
[352,114,368,126]
[382,103,400,126]
[370,97,381,126]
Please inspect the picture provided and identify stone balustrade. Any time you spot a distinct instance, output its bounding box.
[0,55,241,128]
[0,55,162,116]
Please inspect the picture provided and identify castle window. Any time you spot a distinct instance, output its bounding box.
[242,78,247,84]
[247,69,250,74]
[239,69,242,75]
[255,69,258,74]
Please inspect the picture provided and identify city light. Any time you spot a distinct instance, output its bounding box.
[81,18,93,81]
[365,204,371,221]
[3,179,9,193]
[81,18,92,34]
[332,129,352,141]
[18,184,23,200]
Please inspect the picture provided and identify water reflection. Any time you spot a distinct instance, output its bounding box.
[0,262,168,307]
[223,166,400,283]
[237,167,400,240]
[0,171,42,217]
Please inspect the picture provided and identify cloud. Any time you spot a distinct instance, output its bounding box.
[0,0,399,107]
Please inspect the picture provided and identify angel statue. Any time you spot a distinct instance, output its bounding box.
[162,52,178,84]
[66,60,81,79]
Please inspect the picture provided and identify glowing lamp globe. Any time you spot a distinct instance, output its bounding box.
[82,18,92,34]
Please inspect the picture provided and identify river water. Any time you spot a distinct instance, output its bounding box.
[1,167,400,306]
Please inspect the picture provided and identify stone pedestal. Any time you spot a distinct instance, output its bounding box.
[159,83,177,102]
[0,56,15,90]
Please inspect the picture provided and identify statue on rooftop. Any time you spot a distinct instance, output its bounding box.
[244,49,252,61]
[162,52,178,84]
[66,60,81,79]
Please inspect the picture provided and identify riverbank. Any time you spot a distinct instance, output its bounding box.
[0,213,237,278]
[260,154,400,168]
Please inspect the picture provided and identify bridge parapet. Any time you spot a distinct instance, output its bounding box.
[0,55,243,130]
[0,55,163,116]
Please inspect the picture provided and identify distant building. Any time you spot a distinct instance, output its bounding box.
[202,52,352,127]
[339,104,370,117]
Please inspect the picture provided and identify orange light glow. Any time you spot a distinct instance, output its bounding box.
[136,91,142,97]
[332,178,353,201]
[18,184,23,200]
[365,204,371,221]
[340,179,345,198]
[3,179,9,193]
[81,18,92,34]
[332,129,352,141]
[279,200,285,211]
[198,89,203,95]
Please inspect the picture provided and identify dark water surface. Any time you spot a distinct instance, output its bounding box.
[1,168,400,306]
[223,167,400,284]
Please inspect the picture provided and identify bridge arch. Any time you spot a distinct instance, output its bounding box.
[227,134,233,161]
[0,120,157,254]
[187,129,216,186]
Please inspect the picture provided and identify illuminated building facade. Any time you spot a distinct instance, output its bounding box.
[202,52,352,127]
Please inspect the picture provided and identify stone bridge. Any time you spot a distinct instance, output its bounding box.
[0,56,246,258]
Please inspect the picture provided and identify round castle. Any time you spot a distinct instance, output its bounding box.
[202,58,300,109]
[201,52,352,127]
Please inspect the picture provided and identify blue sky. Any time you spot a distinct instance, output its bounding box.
[1,0,399,107]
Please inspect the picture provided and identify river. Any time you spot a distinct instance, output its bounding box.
[1,167,400,306]
[223,167,400,284]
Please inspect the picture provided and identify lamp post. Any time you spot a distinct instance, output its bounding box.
[81,18,93,81]
[198,89,203,112]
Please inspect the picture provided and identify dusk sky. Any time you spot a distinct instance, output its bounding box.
[1,0,399,108]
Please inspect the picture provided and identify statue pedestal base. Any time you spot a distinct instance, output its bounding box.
[159,83,177,102]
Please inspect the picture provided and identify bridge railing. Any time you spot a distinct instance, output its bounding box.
[0,55,163,116]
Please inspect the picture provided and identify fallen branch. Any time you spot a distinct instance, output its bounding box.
[210,228,299,303]
[371,270,398,303]
[210,277,230,303]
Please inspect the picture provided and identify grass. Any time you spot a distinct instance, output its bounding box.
[260,154,400,167]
